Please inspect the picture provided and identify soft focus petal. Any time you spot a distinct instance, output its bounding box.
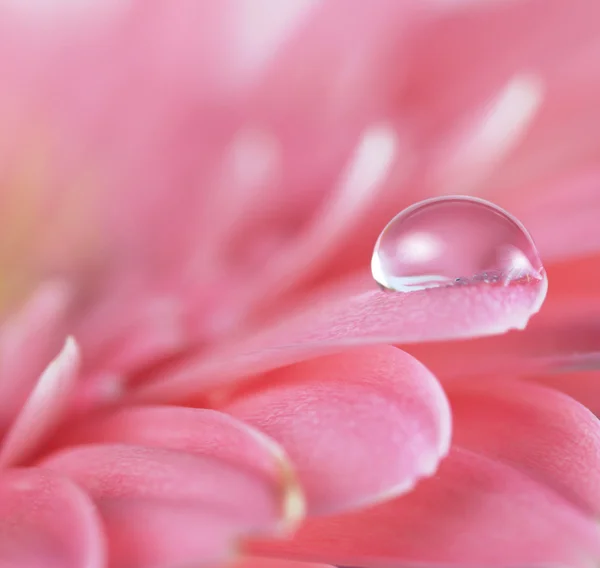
[529,371,600,416]
[0,468,105,568]
[0,337,79,467]
[447,379,600,514]
[0,282,70,434]
[221,346,450,515]
[41,443,300,567]
[250,449,600,568]
[136,272,546,401]
[406,292,600,382]
[484,42,600,223]
[231,558,334,568]
[305,0,600,282]
[502,169,600,261]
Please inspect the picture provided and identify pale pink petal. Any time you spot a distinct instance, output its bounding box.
[249,448,600,568]
[502,169,600,261]
[483,40,600,216]
[42,443,301,567]
[302,0,600,283]
[0,337,79,467]
[447,379,600,515]
[0,281,71,433]
[220,346,450,516]
[0,468,105,568]
[135,272,546,402]
[399,0,600,151]
[197,0,416,322]
[49,405,302,514]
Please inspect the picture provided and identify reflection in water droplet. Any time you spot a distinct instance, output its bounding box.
[371,196,545,293]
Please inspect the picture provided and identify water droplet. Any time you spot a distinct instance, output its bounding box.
[371,196,545,292]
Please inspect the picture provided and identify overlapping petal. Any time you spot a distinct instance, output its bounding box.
[0,468,105,568]
[40,408,304,567]
[221,346,451,515]
[405,258,600,381]
[249,449,600,568]
[447,379,600,514]
[247,374,600,567]
[136,274,546,401]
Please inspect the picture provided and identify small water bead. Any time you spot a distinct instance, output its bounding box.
[371,196,545,292]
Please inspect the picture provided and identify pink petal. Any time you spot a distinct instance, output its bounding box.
[530,371,600,416]
[483,49,600,228]
[399,0,600,149]
[301,0,600,283]
[447,379,600,515]
[99,500,245,568]
[221,346,450,516]
[506,169,600,261]
[0,337,79,467]
[41,443,301,567]
[0,468,105,568]
[49,405,302,513]
[103,500,334,568]
[405,293,600,382]
[250,448,600,568]
[136,272,546,402]
[0,282,71,433]
[232,558,334,568]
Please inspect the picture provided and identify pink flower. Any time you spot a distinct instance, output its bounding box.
[0,1,600,567]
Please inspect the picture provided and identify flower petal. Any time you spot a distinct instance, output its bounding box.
[99,500,242,568]
[0,337,79,467]
[530,371,600,416]
[41,443,300,567]
[49,405,303,524]
[502,169,600,261]
[136,272,546,402]
[232,558,334,568]
[221,346,450,515]
[0,282,70,434]
[249,448,600,568]
[0,468,105,568]
[405,290,600,382]
[447,379,600,515]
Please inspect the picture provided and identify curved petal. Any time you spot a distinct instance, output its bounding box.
[405,293,600,382]
[0,468,105,568]
[530,371,600,416]
[249,448,600,568]
[102,503,335,568]
[48,405,303,520]
[99,499,241,568]
[0,337,79,467]
[41,443,301,567]
[447,379,600,515]
[0,282,70,433]
[136,272,546,402]
[221,346,450,516]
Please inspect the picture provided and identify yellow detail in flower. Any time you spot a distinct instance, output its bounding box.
[0,130,101,315]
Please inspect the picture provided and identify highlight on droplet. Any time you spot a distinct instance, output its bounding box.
[371,195,546,293]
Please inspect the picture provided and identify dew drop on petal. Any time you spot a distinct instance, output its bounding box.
[371,196,546,292]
